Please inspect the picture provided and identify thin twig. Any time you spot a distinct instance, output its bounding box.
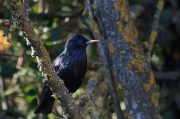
[147,0,164,52]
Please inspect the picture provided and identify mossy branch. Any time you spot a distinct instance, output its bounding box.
[0,19,18,30]
[102,90,115,119]
[77,68,105,119]
[85,67,105,92]
[6,0,84,118]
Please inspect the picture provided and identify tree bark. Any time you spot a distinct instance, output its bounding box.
[84,0,161,119]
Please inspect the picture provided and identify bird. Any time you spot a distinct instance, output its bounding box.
[34,34,99,114]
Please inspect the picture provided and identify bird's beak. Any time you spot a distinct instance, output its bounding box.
[85,40,99,45]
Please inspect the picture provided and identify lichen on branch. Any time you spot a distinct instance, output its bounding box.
[6,0,84,118]
[147,0,164,53]
[114,0,138,45]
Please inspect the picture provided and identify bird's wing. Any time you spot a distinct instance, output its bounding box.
[52,52,87,92]
[53,54,64,72]
[58,59,78,78]
[53,53,78,78]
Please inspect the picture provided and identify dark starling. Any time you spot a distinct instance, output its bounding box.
[34,34,99,114]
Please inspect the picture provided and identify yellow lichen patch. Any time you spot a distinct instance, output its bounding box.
[114,0,138,44]
[108,43,116,53]
[143,84,150,92]
[123,23,138,44]
[120,50,125,54]
[149,71,155,85]
[115,0,146,72]
[148,31,157,50]
[151,92,160,107]
[157,0,164,10]
[130,58,144,72]
[124,113,133,119]
[117,20,123,32]
[126,46,145,72]
[149,31,157,43]
[135,51,141,59]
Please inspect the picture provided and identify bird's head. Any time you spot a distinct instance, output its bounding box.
[65,34,99,51]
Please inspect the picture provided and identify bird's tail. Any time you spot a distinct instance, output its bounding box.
[34,85,55,114]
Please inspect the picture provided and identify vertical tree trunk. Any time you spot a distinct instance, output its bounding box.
[85,0,161,119]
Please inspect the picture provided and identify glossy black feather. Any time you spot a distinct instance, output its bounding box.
[35,34,89,114]
[34,85,54,114]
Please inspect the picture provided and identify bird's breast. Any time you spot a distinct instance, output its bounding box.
[54,51,87,93]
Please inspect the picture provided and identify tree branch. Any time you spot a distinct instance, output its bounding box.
[85,67,105,92]
[84,0,161,119]
[147,0,164,52]
[6,0,84,118]
[102,90,115,119]
[97,41,124,119]
[77,67,105,119]
[84,1,124,119]
[0,19,18,30]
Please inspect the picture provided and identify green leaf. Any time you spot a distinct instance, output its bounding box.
[45,41,53,46]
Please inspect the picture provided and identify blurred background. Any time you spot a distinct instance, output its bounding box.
[0,0,180,119]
